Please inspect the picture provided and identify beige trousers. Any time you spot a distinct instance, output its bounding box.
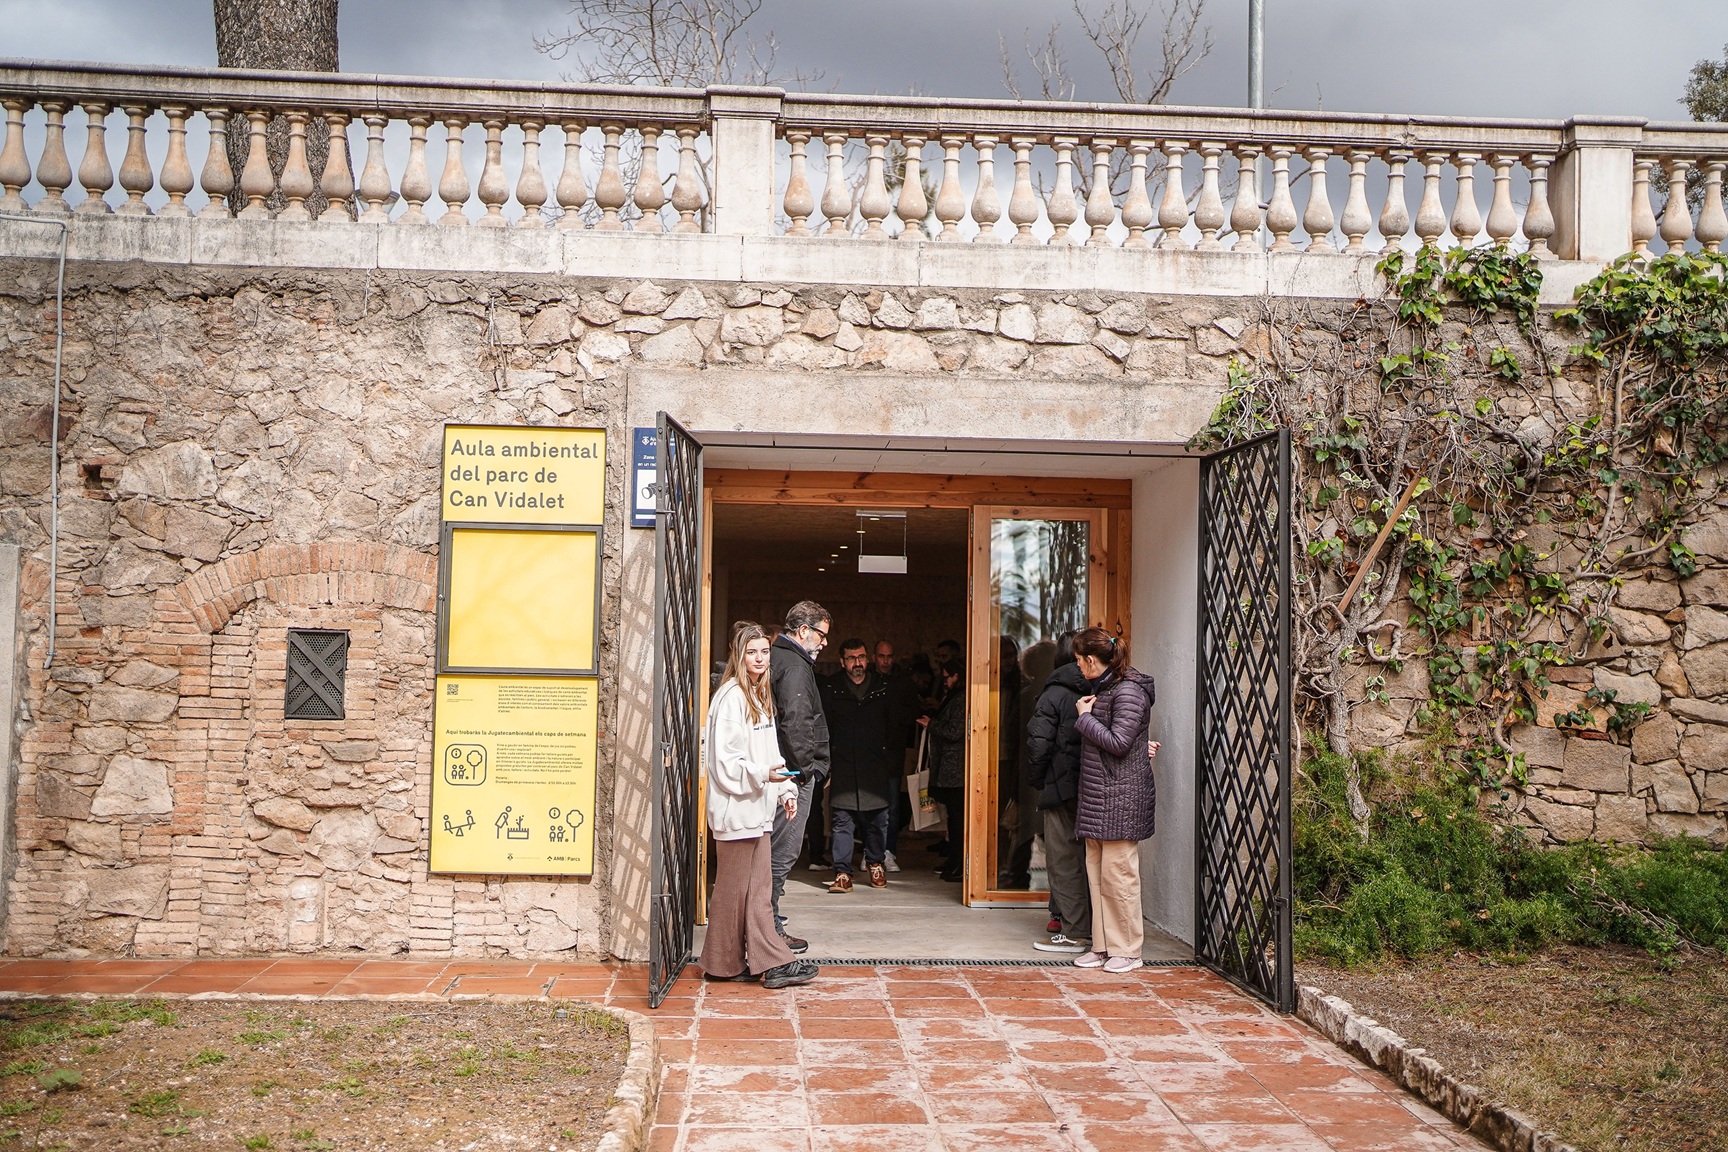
[701,834,795,978]
[1084,839,1144,959]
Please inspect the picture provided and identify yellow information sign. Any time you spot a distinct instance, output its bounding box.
[430,675,599,876]
[444,527,598,674]
[442,425,605,526]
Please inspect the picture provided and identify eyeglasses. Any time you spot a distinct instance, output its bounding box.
[805,625,829,646]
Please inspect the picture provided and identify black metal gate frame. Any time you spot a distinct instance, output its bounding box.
[1194,428,1294,1013]
[648,413,703,1008]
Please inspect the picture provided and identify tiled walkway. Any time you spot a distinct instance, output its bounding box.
[0,958,1486,1152]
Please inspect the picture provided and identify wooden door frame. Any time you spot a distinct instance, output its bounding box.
[965,505,1123,907]
[703,469,1131,911]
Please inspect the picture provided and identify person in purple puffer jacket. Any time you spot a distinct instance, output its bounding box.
[1069,626,1160,975]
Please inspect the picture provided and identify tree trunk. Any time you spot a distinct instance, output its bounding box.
[214,0,341,217]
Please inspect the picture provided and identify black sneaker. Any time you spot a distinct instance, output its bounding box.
[780,931,809,953]
[702,970,760,982]
[761,959,818,989]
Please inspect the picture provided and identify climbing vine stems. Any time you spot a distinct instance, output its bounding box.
[1191,248,1728,827]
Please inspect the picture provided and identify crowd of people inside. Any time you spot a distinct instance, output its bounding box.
[697,599,1159,988]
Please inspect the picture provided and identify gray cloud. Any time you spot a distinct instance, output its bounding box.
[1,0,1721,122]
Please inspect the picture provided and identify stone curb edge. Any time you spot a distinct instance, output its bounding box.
[1297,984,1579,1152]
[0,990,659,1152]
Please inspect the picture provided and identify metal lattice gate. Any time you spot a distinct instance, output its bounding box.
[648,413,703,1008]
[1195,428,1294,1013]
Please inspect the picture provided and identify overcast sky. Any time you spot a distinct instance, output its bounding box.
[2,0,1723,121]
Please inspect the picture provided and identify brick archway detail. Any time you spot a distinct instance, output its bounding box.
[172,543,437,635]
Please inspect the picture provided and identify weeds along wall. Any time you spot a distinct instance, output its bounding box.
[1195,250,1728,850]
[0,261,1246,959]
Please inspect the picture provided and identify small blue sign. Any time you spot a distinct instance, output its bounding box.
[631,426,658,528]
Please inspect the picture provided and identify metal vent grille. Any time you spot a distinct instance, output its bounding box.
[286,629,348,720]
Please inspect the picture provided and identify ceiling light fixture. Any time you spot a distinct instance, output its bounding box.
[856,510,908,575]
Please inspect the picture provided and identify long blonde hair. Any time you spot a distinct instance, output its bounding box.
[720,621,776,726]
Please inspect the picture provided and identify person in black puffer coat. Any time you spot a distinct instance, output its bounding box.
[1025,630,1095,951]
[918,657,967,882]
[1069,626,1159,975]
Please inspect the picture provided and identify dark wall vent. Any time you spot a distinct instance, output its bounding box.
[286,629,348,720]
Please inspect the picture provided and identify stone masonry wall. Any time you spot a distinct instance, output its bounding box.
[0,259,1250,958]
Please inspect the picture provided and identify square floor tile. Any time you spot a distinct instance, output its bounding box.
[688,1065,802,1093]
[684,1091,810,1127]
[809,1124,943,1152]
[681,1126,811,1151]
[1043,1091,1181,1125]
[1066,1123,1209,1152]
[1185,1122,1335,1151]
[924,1091,1057,1125]
[1162,1091,1297,1126]
[807,1090,930,1126]
[936,1123,1076,1151]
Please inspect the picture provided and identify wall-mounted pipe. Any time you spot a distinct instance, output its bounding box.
[0,215,69,669]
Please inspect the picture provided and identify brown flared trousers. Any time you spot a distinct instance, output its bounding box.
[700,834,795,978]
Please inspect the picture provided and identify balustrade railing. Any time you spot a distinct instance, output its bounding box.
[3,60,1728,265]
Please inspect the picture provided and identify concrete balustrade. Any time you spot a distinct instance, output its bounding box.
[2,59,1728,264]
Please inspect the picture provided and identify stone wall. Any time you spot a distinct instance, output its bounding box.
[0,259,1247,958]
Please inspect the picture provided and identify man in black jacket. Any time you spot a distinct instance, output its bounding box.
[768,600,832,951]
[1025,630,1095,953]
[820,640,897,892]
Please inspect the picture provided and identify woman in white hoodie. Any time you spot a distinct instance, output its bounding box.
[699,622,820,989]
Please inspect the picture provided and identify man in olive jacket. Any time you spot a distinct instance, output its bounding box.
[768,600,832,949]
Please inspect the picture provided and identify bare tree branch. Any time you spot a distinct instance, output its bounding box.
[1072,0,1213,105]
[536,0,817,88]
[999,24,1076,102]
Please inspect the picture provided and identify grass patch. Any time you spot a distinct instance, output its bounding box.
[1295,744,1728,964]
[128,1089,187,1119]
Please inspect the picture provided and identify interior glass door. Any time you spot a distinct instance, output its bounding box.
[966,506,1107,906]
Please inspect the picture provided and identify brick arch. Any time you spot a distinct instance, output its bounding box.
[172,543,437,635]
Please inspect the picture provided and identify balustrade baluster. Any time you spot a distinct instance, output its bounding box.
[1229,144,1262,252]
[1450,152,1482,246]
[238,110,273,219]
[971,135,1003,242]
[35,102,73,217]
[782,130,814,236]
[1485,154,1517,248]
[1156,141,1189,249]
[821,132,851,235]
[935,135,966,240]
[1339,149,1372,254]
[1194,143,1226,250]
[0,99,27,214]
[860,134,891,239]
[1660,157,1694,254]
[1120,140,1154,248]
[1523,154,1555,259]
[75,102,114,214]
[158,106,194,217]
[317,113,354,222]
[633,125,666,232]
[196,108,233,219]
[1697,160,1727,253]
[556,120,589,229]
[595,123,628,230]
[1266,147,1298,251]
[1084,138,1115,246]
[515,119,548,228]
[276,112,316,221]
[476,119,509,227]
[1301,146,1335,253]
[115,105,154,216]
[1007,136,1039,245]
[437,117,470,225]
[896,134,927,241]
[1047,136,1080,246]
[1378,150,1411,254]
[1629,158,1657,256]
[671,126,704,233]
[358,115,391,222]
[0,99,33,214]
[1414,152,1447,248]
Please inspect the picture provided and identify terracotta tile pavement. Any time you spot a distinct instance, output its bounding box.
[0,958,1489,1152]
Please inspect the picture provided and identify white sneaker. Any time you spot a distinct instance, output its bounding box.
[1103,955,1144,974]
[1032,934,1089,954]
[1073,950,1108,968]
[806,861,829,871]
[883,851,901,873]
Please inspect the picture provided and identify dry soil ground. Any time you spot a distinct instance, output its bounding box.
[0,997,628,1152]
[1303,945,1728,1152]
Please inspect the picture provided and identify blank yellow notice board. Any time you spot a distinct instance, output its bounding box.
[444,527,598,675]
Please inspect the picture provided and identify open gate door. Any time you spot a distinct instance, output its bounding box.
[1195,429,1294,1013]
[648,413,703,1008]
